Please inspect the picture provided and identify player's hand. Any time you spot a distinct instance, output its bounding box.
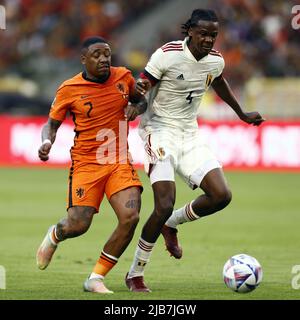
[38,141,52,161]
[135,78,151,96]
[125,103,139,121]
[240,112,266,126]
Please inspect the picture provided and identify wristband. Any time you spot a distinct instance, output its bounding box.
[42,139,52,146]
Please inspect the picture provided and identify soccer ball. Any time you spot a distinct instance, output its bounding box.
[223,253,263,293]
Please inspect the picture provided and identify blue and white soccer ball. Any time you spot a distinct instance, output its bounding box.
[223,254,263,293]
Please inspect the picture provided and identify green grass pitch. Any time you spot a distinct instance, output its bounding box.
[0,167,299,300]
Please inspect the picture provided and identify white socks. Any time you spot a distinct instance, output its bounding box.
[49,225,59,245]
[128,237,155,278]
[166,201,200,229]
[89,272,104,280]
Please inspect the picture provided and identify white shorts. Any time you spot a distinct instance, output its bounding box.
[141,128,222,189]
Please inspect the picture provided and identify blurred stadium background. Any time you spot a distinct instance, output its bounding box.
[0,0,300,169]
[0,0,300,300]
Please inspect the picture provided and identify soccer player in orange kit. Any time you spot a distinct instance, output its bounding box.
[36,36,147,294]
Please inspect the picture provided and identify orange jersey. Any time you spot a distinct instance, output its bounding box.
[50,67,135,165]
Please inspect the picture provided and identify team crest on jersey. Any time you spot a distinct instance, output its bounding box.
[116,82,129,100]
[157,147,166,159]
[76,187,85,198]
[205,74,213,89]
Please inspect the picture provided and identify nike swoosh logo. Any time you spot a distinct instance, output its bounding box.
[81,95,89,99]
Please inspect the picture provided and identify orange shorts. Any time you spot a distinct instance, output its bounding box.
[67,162,143,212]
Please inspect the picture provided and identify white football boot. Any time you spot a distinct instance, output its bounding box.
[83,277,113,294]
[36,225,58,270]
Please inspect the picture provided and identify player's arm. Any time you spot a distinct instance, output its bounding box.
[135,46,163,95]
[125,48,163,120]
[125,87,148,122]
[38,118,62,161]
[125,69,160,121]
[125,71,158,121]
[212,74,265,126]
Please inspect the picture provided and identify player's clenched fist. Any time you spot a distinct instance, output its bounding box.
[38,140,52,161]
[135,78,152,95]
[240,112,266,126]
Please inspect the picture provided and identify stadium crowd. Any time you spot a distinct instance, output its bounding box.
[0,0,299,113]
[0,0,165,75]
[142,0,300,89]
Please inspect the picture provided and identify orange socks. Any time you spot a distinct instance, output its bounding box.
[92,251,118,277]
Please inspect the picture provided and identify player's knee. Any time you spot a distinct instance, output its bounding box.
[63,206,95,237]
[76,220,91,235]
[214,188,232,210]
[58,219,90,238]
[154,200,174,219]
[120,210,140,229]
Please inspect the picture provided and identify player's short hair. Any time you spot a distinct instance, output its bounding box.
[182,9,218,36]
[81,36,109,52]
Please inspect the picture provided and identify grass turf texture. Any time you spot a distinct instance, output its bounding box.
[0,168,299,300]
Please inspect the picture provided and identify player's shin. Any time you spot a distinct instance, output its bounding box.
[165,201,200,229]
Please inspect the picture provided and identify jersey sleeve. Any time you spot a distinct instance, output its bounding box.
[126,71,136,94]
[49,85,71,122]
[122,71,138,101]
[215,57,225,78]
[144,48,166,80]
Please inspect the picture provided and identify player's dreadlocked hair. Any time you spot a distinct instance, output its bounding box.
[182,9,218,36]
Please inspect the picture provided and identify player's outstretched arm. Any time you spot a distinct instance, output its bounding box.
[38,118,62,161]
[212,75,265,126]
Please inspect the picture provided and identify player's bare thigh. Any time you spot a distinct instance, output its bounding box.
[109,187,141,223]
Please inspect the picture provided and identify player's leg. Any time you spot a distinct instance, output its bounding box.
[90,186,141,276]
[85,164,143,294]
[162,139,231,258]
[84,187,141,294]
[192,167,232,216]
[56,205,96,239]
[36,206,96,270]
[166,167,231,226]
[106,186,141,255]
[143,181,176,242]
[126,163,176,292]
[125,131,177,292]
[163,168,232,258]
[37,164,102,270]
